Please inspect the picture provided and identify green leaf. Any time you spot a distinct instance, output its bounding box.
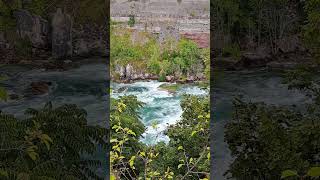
[28,151,38,161]
[0,87,8,101]
[307,167,320,177]
[129,156,136,168]
[191,130,197,136]
[178,164,184,169]
[0,169,8,177]
[177,146,184,150]
[281,170,298,179]
[189,158,193,164]
[140,151,146,157]
[110,139,118,143]
[111,175,116,180]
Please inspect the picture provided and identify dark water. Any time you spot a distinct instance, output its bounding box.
[0,63,109,176]
[1,64,310,179]
[0,63,108,126]
[211,70,308,180]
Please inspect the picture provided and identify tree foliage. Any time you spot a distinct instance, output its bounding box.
[225,66,320,179]
[0,103,107,179]
[110,26,208,81]
[110,95,210,179]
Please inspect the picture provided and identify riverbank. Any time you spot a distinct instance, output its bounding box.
[213,50,316,71]
[0,57,108,71]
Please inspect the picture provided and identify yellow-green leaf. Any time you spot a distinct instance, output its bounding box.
[191,131,197,136]
[110,175,116,180]
[27,151,38,161]
[281,170,298,179]
[307,167,320,177]
[0,169,8,177]
[110,139,118,143]
[140,151,146,157]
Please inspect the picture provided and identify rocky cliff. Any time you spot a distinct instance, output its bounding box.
[1,8,107,64]
[111,0,210,48]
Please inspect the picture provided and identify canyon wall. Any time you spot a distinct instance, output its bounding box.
[111,0,210,48]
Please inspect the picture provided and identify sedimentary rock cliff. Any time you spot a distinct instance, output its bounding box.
[111,0,210,48]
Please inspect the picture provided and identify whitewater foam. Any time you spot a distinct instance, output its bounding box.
[111,81,208,145]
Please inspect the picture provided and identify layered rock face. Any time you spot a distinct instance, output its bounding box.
[111,0,210,48]
[1,8,107,62]
[14,10,49,49]
[51,8,73,59]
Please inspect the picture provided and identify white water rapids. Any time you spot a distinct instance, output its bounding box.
[111,81,208,145]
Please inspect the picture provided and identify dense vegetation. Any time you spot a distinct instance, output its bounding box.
[110,95,210,179]
[215,0,320,179]
[211,0,320,59]
[110,26,210,81]
[0,102,108,179]
[225,66,320,179]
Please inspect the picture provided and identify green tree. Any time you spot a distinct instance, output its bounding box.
[0,103,107,179]
[304,0,320,62]
[110,95,210,179]
[225,66,320,179]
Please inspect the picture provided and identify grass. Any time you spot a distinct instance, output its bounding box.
[193,81,209,89]
[159,83,181,92]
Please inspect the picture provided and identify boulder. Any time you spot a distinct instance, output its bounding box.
[73,38,106,57]
[276,35,305,53]
[125,64,133,79]
[165,75,173,82]
[196,72,205,80]
[30,81,52,95]
[132,74,139,80]
[51,8,73,59]
[186,75,195,83]
[73,38,89,56]
[119,66,126,79]
[144,73,150,79]
[236,52,271,68]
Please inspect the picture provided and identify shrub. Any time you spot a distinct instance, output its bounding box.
[128,15,135,27]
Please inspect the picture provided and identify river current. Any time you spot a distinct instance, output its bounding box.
[111,81,208,144]
[0,63,309,179]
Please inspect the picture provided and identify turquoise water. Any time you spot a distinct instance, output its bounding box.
[0,63,109,176]
[0,63,108,126]
[111,81,208,145]
[1,63,310,179]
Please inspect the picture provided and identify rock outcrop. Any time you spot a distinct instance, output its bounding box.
[235,52,272,68]
[73,25,107,57]
[276,35,306,53]
[51,8,73,59]
[181,32,209,48]
[13,10,49,49]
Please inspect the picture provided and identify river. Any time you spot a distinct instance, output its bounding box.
[0,64,309,179]
[111,81,208,145]
[212,69,308,180]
